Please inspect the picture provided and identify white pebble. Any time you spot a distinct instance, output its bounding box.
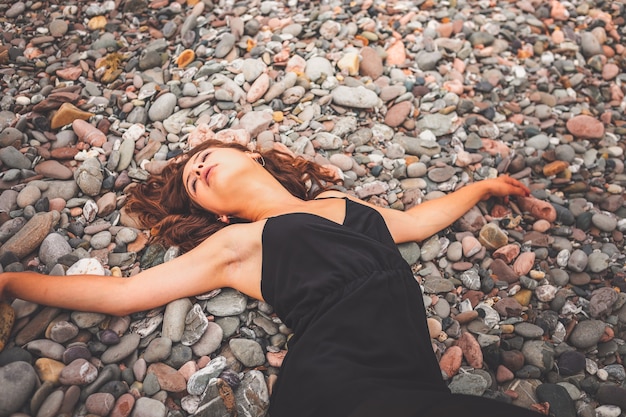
[597,369,609,381]
[16,96,31,106]
[595,405,621,417]
[67,258,105,276]
[585,358,598,375]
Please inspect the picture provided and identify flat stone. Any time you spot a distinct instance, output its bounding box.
[0,361,38,415]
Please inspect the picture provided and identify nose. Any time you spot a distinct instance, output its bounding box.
[194,162,204,176]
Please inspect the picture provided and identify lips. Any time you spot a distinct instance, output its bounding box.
[202,165,215,184]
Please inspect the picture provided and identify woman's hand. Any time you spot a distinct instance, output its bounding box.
[479,176,530,202]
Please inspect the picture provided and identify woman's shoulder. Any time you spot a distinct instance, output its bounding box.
[314,189,350,199]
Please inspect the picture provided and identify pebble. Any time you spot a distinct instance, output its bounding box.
[0,361,38,415]
[569,320,607,349]
[229,339,265,368]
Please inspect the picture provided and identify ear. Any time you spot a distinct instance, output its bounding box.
[246,151,261,160]
[216,215,230,224]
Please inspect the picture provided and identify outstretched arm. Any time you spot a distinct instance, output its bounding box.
[321,176,529,243]
[0,224,252,316]
[396,176,529,242]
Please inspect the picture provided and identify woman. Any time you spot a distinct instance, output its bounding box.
[1,139,540,417]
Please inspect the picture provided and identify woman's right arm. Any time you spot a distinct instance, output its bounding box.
[0,224,251,316]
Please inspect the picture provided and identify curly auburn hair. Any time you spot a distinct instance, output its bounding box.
[125,139,340,252]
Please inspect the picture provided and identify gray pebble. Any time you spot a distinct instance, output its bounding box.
[131,397,167,417]
[148,93,177,122]
[101,333,141,364]
[162,298,192,343]
[205,289,248,316]
[229,338,265,367]
[143,337,172,363]
[569,320,607,349]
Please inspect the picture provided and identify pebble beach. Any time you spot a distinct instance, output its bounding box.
[0,0,625,416]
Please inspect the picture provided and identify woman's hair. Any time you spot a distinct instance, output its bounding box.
[125,139,340,252]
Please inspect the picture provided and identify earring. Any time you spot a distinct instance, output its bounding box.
[257,156,266,167]
[216,214,231,224]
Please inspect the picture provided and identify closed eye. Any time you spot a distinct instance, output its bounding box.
[189,149,212,194]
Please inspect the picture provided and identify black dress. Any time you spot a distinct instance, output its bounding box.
[261,198,542,417]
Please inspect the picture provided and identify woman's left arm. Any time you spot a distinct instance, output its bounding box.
[323,176,529,243]
[390,176,529,242]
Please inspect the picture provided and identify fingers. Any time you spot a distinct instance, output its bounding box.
[499,175,530,197]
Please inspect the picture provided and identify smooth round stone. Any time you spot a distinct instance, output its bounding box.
[569,320,607,349]
[514,322,544,339]
[305,57,334,81]
[567,249,588,272]
[162,298,192,343]
[592,213,618,232]
[131,397,167,417]
[36,389,64,417]
[214,316,240,339]
[98,329,120,346]
[70,311,106,329]
[569,272,590,286]
[428,165,455,183]
[0,146,31,169]
[62,345,91,364]
[433,299,451,318]
[49,320,79,343]
[448,372,490,396]
[23,339,64,363]
[329,153,353,171]
[66,258,105,275]
[228,338,265,367]
[146,362,186,392]
[143,337,172,363]
[214,33,236,58]
[0,127,23,147]
[39,233,72,265]
[548,268,570,286]
[331,86,380,109]
[0,347,32,367]
[59,358,98,385]
[536,383,577,417]
[49,19,69,36]
[0,361,38,415]
[90,230,112,249]
[16,185,41,208]
[34,160,73,180]
[204,289,247,316]
[142,372,160,396]
[446,241,463,262]
[595,405,622,417]
[241,58,266,82]
[85,392,115,416]
[558,350,586,376]
[526,134,550,150]
[191,321,223,357]
[101,333,141,364]
[148,93,177,122]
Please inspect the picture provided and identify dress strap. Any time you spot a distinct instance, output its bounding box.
[313,195,348,201]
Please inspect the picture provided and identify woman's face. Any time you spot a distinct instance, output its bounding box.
[181,146,258,214]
